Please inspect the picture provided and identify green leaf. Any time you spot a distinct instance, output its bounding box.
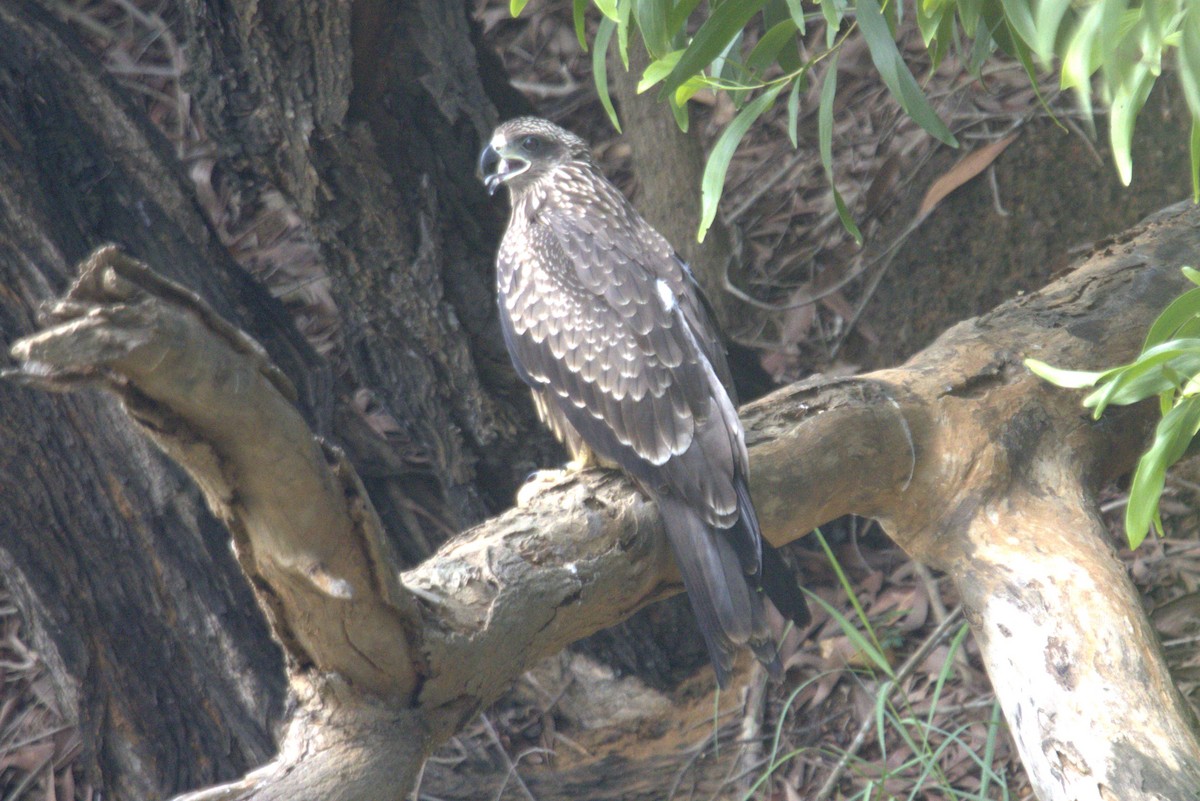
[593,18,622,131]
[856,0,957,146]
[666,0,702,35]
[638,49,684,93]
[1181,12,1200,200]
[1126,395,1200,547]
[1144,286,1200,350]
[510,0,531,16]
[673,75,707,106]
[1005,18,1061,128]
[662,0,768,98]
[747,19,800,76]
[1061,1,1103,94]
[818,53,839,179]
[784,0,806,34]
[698,82,785,242]
[1024,359,1105,389]
[918,0,955,68]
[1182,9,1200,120]
[594,0,619,21]
[669,92,691,131]
[916,0,943,46]
[832,186,864,245]
[1031,0,1073,64]
[763,0,802,71]
[957,0,983,38]
[1109,64,1155,185]
[712,30,745,86]
[998,0,1037,54]
[617,0,633,69]
[1192,120,1200,203]
[966,15,998,79]
[1184,265,1200,286]
[820,0,845,48]
[1084,341,1200,414]
[817,53,862,243]
[573,0,589,50]
[635,0,672,57]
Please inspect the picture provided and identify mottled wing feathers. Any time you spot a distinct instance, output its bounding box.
[489,128,801,686]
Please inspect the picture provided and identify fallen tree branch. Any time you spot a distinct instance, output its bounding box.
[8,203,1200,799]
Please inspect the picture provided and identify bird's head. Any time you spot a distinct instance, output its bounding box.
[478,117,590,196]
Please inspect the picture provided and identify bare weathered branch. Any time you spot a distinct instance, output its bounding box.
[9,204,1200,800]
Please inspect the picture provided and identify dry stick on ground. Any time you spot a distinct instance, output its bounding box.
[7,204,1200,800]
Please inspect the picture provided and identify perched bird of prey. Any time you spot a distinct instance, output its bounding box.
[479,117,807,687]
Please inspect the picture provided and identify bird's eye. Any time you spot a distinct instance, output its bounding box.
[521,136,541,152]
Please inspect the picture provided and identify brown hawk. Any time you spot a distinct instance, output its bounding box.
[479,117,807,687]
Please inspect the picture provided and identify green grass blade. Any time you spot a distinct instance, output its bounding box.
[804,590,895,677]
[806,527,894,676]
[922,622,971,752]
[978,700,1004,800]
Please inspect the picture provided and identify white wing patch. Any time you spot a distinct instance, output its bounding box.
[656,278,677,312]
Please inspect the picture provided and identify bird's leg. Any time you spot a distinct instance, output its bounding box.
[516,444,617,506]
[516,466,575,506]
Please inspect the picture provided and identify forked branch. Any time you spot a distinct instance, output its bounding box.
[8,203,1200,800]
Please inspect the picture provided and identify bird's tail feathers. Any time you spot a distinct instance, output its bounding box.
[760,543,811,630]
[727,477,763,576]
[659,497,780,689]
[732,476,811,632]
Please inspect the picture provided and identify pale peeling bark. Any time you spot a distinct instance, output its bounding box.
[961,493,1197,801]
[8,205,1200,799]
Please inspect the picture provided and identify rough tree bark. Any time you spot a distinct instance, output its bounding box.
[0,0,549,795]
[10,205,1200,801]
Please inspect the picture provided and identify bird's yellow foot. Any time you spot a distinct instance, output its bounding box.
[516,467,578,506]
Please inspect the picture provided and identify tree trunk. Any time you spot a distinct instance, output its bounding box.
[0,0,548,795]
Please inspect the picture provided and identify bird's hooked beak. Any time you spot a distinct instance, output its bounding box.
[478,140,529,196]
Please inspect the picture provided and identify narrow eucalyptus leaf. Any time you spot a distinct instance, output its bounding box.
[698,83,785,242]
[661,0,767,98]
[857,0,957,146]
[594,19,622,131]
